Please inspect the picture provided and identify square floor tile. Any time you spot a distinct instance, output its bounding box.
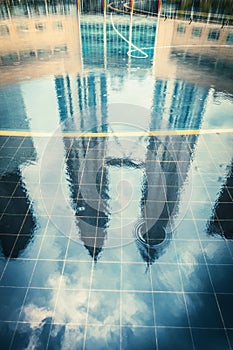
[153,292,189,327]
[0,287,26,321]
[192,329,230,350]
[122,292,154,326]
[38,236,68,260]
[179,263,213,292]
[54,289,88,324]
[175,219,198,240]
[30,260,63,288]
[20,235,44,259]
[88,291,120,325]
[217,294,233,328]
[0,322,16,350]
[20,288,56,323]
[157,327,193,350]
[202,240,233,264]
[122,263,151,291]
[85,326,120,350]
[66,239,92,262]
[122,326,156,350]
[92,262,120,291]
[63,261,92,289]
[99,245,122,262]
[185,293,223,328]
[150,263,182,292]
[208,265,233,293]
[122,242,145,263]
[175,240,205,264]
[0,259,35,287]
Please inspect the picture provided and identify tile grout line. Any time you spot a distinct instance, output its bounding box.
[82,136,107,350]
[45,138,77,349]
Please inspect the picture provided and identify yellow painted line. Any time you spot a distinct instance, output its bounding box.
[0,128,233,138]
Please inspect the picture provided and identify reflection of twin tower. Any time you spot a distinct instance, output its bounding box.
[56,71,207,263]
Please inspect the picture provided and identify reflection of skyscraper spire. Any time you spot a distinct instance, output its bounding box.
[56,72,110,261]
[63,136,109,261]
[208,162,233,239]
[136,74,210,264]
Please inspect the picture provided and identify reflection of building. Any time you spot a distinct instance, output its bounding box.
[0,86,36,258]
[63,136,109,260]
[54,72,108,129]
[0,7,82,83]
[208,163,233,239]
[55,72,110,260]
[153,17,233,92]
[151,79,208,130]
[137,134,195,264]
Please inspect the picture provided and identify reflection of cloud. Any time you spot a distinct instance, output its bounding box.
[22,304,51,325]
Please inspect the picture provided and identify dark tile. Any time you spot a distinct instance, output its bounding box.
[122,292,154,326]
[4,197,30,215]
[85,326,120,350]
[157,327,193,350]
[0,260,35,287]
[0,181,18,197]
[122,263,152,291]
[180,263,213,292]
[208,265,233,293]
[185,293,223,328]
[0,214,25,234]
[217,294,233,328]
[0,197,10,213]
[122,327,156,350]
[4,137,24,148]
[0,287,26,321]
[228,330,233,349]
[0,147,18,157]
[0,136,9,147]
[153,292,189,327]
[192,329,230,350]
[0,322,16,350]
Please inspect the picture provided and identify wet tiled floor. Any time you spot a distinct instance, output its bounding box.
[0,131,233,349]
[0,1,233,349]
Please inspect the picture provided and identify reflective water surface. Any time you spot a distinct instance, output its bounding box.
[0,1,233,349]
